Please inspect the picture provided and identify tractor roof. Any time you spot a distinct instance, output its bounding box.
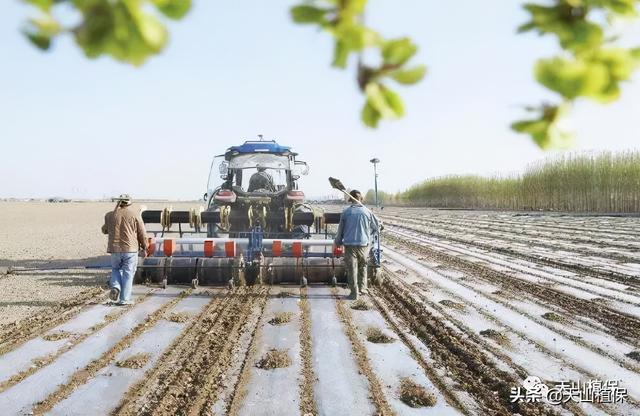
[226,140,294,157]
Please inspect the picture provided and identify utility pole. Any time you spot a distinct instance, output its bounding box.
[369,158,380,208]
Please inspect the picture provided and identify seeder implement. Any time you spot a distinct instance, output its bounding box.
[134,139,381,289]
[135,210,348,288]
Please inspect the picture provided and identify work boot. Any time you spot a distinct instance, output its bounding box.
[347,291,359,301]
[109,287,120,302]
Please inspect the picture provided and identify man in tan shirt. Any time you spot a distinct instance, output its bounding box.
[102,194,148,305]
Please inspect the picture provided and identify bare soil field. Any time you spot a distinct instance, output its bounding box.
[0,201,197,264]
[0,201,199,325]
[0,203,639,415]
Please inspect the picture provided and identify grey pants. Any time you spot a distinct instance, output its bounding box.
[344,245,368,293]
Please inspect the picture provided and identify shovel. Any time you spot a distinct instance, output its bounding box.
[329,177,365,207]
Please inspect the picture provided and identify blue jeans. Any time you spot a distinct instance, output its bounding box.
[110,252,138,302]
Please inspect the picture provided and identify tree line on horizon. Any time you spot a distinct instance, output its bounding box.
[365,150,640,213]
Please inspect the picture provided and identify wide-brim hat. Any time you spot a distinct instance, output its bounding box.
[113,194,133,205]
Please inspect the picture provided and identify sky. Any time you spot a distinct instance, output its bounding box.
[1,0,639,200]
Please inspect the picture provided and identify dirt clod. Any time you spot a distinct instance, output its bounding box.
[399,377,437,408]
[350,299,371,311]
[256,348,291,369]
[42,331,72,341]
[277,292,294,298]
[116,353,151,369]
[31,356,50,368]
[365,327,394,344]
[411,282,430,290]
[541,312,564,322]
[591,297,610,305]
[167,312,192,323]
[268,312,293,325]
[479,329,510,346]
[626,350,640,362]
[439,299,465,310]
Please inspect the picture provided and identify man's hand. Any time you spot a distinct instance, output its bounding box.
[139,248,148,258]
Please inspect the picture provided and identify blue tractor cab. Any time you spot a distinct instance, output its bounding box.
[204,139,310,238]
[225,140,295,157]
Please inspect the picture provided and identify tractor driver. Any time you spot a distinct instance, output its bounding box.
[247,164,276,192]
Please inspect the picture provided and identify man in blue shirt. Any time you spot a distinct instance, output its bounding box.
[334,189,380,300]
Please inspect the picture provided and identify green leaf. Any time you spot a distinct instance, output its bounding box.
[382,38,417,66]
[74,2,116,58]
[584,48,640,103]
[365,83,392,118]
[517,21,538,33]
[591,48,640,80]
[361,100,380,128]
[106,3,150,64]
[333,24,379,50]
[344,0,368,15]
[512,119,548,135]
[365,83,404,119]
[72,0,173,65]
[332,40,349,68]
[520,4,561,31]
[383,87,405,117]
[22,13,60,51]
[152,0,192,20]
[588,0,638,16]
[290,5,328,24]
[389,65,426,84]
[520,121,573,149]
[24,0,53,12]
[23,30,51,50]
[560,21,603,53]
[82,2,165,65]
[512,104,574,149]
[534,49,640,104]
[592,81,621,102]
[519,4,603,52]
[134,12,168,52]
[27,15,62,36]
[535,57,609,100]
[337,0,368,20]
